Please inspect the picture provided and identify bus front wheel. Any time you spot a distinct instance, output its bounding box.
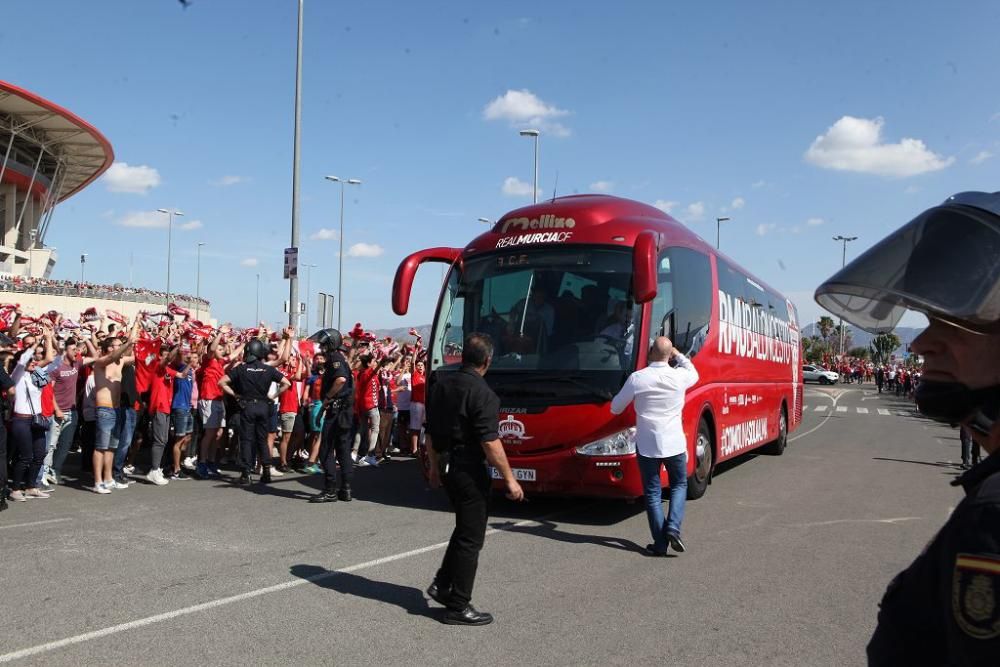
[687,418,713,500]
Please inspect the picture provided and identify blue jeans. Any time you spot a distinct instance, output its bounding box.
[637,452,688,552]
[112,406,138,479]
[42,408,77,484]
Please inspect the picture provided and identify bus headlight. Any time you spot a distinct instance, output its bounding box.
[575,427,636,456]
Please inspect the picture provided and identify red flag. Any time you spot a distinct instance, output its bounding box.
[80,307,100,324]
[168,303,190,319]
[0,304,18,331]
[105,309,128,326]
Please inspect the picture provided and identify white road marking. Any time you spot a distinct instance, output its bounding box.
[0,507,583,663]
[836,406,848,413]
[814,405,828,412]
[856,407,869,414]
[0,518,71,532]
[877,409,890,416]
[790,517,922,528]
[790,391,842,443]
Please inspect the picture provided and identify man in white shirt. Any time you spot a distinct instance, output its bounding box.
[610,336,699,556]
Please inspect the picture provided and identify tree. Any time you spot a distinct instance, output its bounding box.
[802,335,827,363]
[869,332,902,365]
[817,316,835,344]
[848,346,870,360]
[832,323,853,354]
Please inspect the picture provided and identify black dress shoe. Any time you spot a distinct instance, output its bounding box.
[0,497,7,512]
[337,487,352,502]
[260,469,272,484]
[667,533,686,553]
[309,491,339,504]
[442,604,493,626]
[426,583,452,606]
[238,473,252,486]
[645,544,668,557]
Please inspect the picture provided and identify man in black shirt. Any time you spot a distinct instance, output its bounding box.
[308,328,355,504]
[0,346,16,511]
[424,333,524,626]
[815,191,1000,664]
[218,339,289,485]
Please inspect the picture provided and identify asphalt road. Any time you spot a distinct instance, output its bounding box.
[0,384,969,666]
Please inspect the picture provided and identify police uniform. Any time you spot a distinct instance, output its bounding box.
[226,359,284,479]
[317,349,354,499]
[426,366,500,611]
[868,454,1000,665]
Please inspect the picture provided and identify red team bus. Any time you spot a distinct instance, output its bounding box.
[392,195,802,499]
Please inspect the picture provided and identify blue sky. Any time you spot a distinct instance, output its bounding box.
[5,0,999,331]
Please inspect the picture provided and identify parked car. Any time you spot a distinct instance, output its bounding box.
[802,364,839,385]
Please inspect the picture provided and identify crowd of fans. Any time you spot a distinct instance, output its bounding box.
[815,358,923,397]
[0,276,209,307]
[0,304,425,510]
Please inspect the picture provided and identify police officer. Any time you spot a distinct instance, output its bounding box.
[815,191,1000,665]
[308,328,355,503]
[218,338,290,485]
[424,333,524,626]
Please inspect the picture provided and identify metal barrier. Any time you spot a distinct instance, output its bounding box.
[0,282,209,309]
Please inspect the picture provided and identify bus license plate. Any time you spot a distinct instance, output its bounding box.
[490,467,536,482]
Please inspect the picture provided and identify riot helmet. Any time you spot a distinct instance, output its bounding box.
[245,338,269,363]
[309,328,344,354]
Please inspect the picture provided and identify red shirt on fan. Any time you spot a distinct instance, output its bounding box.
[278,362,300,414]
[411,370,426,403]
[198,354,225,401]
[134,338,162,395]
[356,367,379,412]
[149,364,182,415]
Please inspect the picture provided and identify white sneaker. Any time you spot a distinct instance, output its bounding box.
[8,490,26,502]
[270,466,285,477]
[182,456,197,471]
[44,470,58,485]
[110,479,130,490]
[94,483,111,495]
[351,452,358,462]
[364,455,379,467]
[123,465,135,475]
[355,457,369,467]
[146,469,169,486]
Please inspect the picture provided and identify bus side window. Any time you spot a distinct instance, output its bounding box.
[648,253,674,346]
[668,248,712,356]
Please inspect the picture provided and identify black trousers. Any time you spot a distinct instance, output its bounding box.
[239,401,271,474]
[435,463,491,610]
[0,423,7,492]
[10,417,46,490]
[320,418,353,492]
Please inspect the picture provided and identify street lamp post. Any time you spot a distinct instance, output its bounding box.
[324,175,362,330]
[80,253,87,284]
[715,216,731,250]
[196,242,206,320]
[519,129,540,203]
[833,235,859,357]
[477,217,492,225]
[288,0,305,332]
[157,208,184,304]
[302,262,317,334]
[28,228,36,278]
[256,272,261,324]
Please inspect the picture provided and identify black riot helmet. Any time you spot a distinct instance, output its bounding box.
[815,191,1000,433]
[309,328,343,355]
[245,338,269,363]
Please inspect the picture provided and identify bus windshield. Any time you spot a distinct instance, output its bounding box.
[430,247,641,399]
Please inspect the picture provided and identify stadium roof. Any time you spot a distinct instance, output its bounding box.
[0,80,113,202]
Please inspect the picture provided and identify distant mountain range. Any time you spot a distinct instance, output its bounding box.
[372,324,432,341]
[800,323,923,355]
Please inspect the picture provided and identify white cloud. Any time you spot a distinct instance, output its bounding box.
[730,196,745,210]
[756,223,777,236]
[178,220,203,231]
[211,175,247,187]
[652,199,678,214]
[751,180,767,189]
[118,211,166,228]
[590,180,614,193]
[806,217,825,227]
[240,258,259,268]
[482,89,571,137]
[103,162,161,194]
[347,242,384,258]
[309,228,339,241]
[970,150,994,165]
[501,176,534,197]
[685,201,705,221]
[804,116,954,177]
